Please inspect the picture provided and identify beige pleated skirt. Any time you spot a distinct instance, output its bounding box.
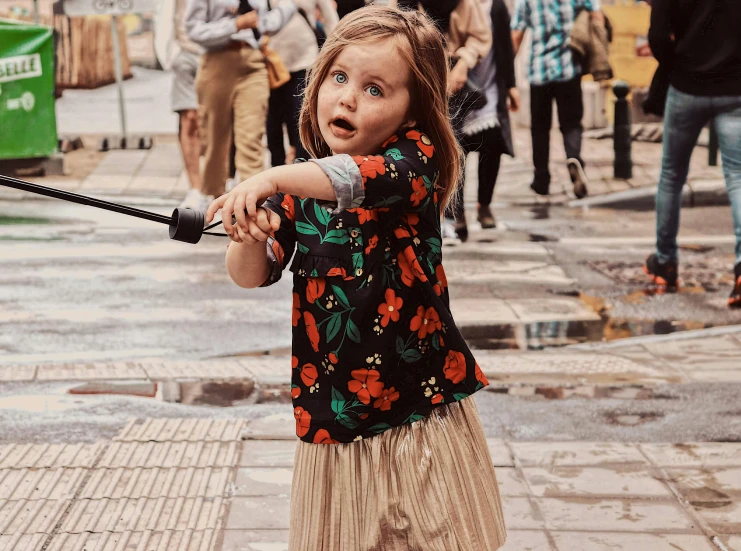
[289,396,507,551]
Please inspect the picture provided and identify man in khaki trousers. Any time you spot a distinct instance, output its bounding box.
[186,0,296,198]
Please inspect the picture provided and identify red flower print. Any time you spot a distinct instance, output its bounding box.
[475,363,488,386]
[348,368,384,405]
[292,356,299,369]
[382,134,399,148]
[365,235,379,255]
[401,213,420,236]
[270,239,285,267]
[434,264,448,296]
[373,387,400,411]
[377,288,403,327]
[329,352,338,364]
[393,226,412,240]
[304,311,320,352]
[397,246,428,287]
[360,413,369,420]
[409,176,428,207]
[353,155,386,184]
[313,429,338,444]
[410,306,440,339]
[348,208,379,223]
[306,277,326,304]
[443,350,467,384]
[291,385,301,399]
[294,406,311,437]
[406,130,435,158]
[281,194,295,221]
[292,293,301,327]
[326,267,347,278]
[299,363,318,387]
[431,393,444,405]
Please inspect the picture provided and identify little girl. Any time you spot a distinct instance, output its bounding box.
[206,6,507,550]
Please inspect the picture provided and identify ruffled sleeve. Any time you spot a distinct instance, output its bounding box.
[260,192,298,286]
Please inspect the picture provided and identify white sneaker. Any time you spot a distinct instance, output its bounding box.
[441,217,460,245]
[179,189,214,214]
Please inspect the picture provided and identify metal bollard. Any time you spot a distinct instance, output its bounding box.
[613,80,633,180]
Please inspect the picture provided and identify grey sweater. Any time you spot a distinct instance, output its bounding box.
[185,0,296,51]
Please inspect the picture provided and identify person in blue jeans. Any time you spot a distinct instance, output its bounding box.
[644,0,741,307]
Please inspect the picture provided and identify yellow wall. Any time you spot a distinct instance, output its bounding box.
[603,2,658,88]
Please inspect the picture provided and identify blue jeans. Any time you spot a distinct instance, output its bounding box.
[656,86,741,267]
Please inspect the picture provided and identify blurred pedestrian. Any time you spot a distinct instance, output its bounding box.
[186,0,296,199]
[336,0,365,18]
[458,0,519,231]
[267,0,338,167]
[643,0,741,307]
[394,0,492,242]
[511,0,604,200]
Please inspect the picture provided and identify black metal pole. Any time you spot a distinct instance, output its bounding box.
[0,173,171,225]
[708,122,719,167]
[613,80,633,180]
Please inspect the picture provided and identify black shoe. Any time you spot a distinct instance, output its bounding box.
[643,254,679,289]
[530,180,550,196]
[454,214,468,242]
[477,204,496,229]
[567,158,589,199]
[729,263,741,308]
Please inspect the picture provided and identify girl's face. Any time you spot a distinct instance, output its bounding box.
[317,38,415,156]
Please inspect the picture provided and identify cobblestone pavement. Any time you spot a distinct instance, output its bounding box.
[1,416,740,551]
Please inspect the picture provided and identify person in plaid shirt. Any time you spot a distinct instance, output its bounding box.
[511,0,603,199]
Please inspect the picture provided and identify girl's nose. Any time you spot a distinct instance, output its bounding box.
[339,87,357,111]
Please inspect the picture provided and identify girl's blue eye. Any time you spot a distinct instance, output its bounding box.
[334,73,347,84]
[368,85,382,97]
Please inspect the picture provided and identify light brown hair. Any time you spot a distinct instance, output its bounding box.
[298,5,462,211]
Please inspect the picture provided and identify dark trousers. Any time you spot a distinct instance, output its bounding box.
[267,69,308,166]
[530,76,584,190]
[452,128,505,219]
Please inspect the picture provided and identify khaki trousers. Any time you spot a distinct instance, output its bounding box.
[196,46,269,197]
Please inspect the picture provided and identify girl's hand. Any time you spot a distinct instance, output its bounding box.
[223,206,281,244]
[206,175,280,239]
[447,59,468,96]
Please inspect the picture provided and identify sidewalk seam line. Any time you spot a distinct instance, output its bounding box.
[39,441,111,551]
[635,444,726,551]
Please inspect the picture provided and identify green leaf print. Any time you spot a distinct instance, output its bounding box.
[453,392,470,401]
[297,242,309,254]
[331,387,346,414]
[336,413,360,430]
[384,147,404,161]
[326,314,342,342]
[426,237,442,254]
[368,423,392,433]
[431,333,440,351]
[352,252,364,272]
[332,285,350,309]
[423,174,433,190]
[323,229,350,245]
[401,349,422,363]
[404,412,425,424]
[396,336,405,354]
[313,202,332,225]
[475,382,484,391]
[296,221,319,235]
[346,318,361,343]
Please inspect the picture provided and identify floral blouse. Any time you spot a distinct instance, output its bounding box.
[261,129,488,444]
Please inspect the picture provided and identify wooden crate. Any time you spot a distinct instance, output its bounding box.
[54,15,133,89]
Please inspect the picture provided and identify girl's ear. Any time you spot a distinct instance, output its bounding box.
[402,117,417,130]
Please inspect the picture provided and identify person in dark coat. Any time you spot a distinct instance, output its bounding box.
[643,0,741,307]
[456,0,519,230]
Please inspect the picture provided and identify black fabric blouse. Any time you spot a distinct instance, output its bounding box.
[260,128,488,444]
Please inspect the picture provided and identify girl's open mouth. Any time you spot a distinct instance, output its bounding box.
[330,117,356,134]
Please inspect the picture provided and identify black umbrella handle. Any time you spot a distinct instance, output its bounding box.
[0,173,225,244]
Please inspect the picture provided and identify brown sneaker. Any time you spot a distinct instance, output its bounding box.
[477,204,496,229]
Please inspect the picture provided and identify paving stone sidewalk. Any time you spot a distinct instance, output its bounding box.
[1,417,740,551]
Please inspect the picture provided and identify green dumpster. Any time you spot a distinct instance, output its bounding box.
[0,19,57,160]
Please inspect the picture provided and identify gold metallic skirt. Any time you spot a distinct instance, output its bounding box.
[289,397,507,551]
